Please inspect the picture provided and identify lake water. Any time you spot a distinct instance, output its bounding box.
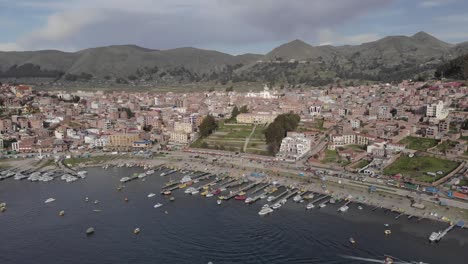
[1,167,467,264]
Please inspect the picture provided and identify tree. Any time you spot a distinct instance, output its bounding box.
[264,113,300,154]
[225,86,234,92]
[240,105,249,113]
[198,115,218,137]
[231,106,240,119]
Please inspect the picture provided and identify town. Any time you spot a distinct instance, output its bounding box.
[0,81,467,207]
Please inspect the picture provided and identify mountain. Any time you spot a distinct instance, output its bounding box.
[435,53,468,80]
[1,32,468,87]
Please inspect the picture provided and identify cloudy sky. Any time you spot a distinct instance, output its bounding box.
[1,0,468,54]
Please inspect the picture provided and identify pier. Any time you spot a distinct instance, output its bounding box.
[309,194,328,206]
[226,182,259,200]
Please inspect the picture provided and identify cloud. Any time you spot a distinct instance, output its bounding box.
[419,0,453,8]
[2,0,391,52]
[0,42,22,51]
[435,14,468,23]
[318,29,380,46]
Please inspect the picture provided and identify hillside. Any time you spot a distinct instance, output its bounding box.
[435,53,468,80]
[1,32,468,87]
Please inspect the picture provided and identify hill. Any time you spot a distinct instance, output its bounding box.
[1,32,468,87]
[435,53,468,80]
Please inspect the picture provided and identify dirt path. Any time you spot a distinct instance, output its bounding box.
[243,125,257,152]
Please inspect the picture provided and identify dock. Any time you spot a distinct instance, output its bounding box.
[395,212,405,220]
[225,182,259,200]
[337,200,352,212]
[309,194,328,206]
[251,183,270,194]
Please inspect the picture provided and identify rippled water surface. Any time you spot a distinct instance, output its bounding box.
[1,167,467,264]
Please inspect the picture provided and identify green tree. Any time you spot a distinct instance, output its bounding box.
[231,106,240,119]
[240,105,249,113]
[264,113,300,154]
[199,115,218,137]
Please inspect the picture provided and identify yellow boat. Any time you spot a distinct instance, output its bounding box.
[269,187,277,194]
[203,186,209,190]
[201,191,209,196]
[178,183,187,189]
[219,196,226,200]
[238,191,246,196]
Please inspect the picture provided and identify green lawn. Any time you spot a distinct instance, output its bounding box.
[322,150,339,164]
[399,136,439,151]
[460,136,468,141]
[352,159,370,169]
[435,140,458,153]
[191,121,269,155]
[383,155,460,183]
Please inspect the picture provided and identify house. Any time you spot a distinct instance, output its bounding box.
[276,133,311,161]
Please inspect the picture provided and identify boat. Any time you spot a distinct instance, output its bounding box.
[330,198,336,204]
[245,197,254,204]
[349,237,356,244]
[146,170,155,175]
[170,197,175,201]
[85,197,89,202]
[217,200,222,205]
[258,206,274,216]
[59,210,65,216]
[358,206,363,210]
[384,256,394,264]
[137,173,147,179]
[219,196,226,200]
[120,177,130,182]
[260,194,267,199]
[124,197,129,202]
[134,228,141,234]
[220,187,227,192]
[147,193,156,198]
[267,196,275,202]
[293,195,302,202]
[154,203,163,208]
[178,183,187,189]
[163,190,172,195]
[180,175,192,183]
[206,193,214,198]
[319,203,327,208]
[384,230,392,235]
[272,203,281,210]
[338,206,349,213]
[191,190,200,195]
[160,172,166,177]
[280,199,287,204]
[185,187,196,194]
[201,190,209,196]
[235,195,246,200]
[429,231,441,242]
[44,198,56,204]
[86,227,95,235]
[306,203,315,210]
[212,189,221,195]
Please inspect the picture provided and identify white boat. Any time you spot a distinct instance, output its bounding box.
[280,199,287,205]
[147,193,156,198]
[220,187,227,192]
[319,203,327,208]
[191,190,200,195]
[160,172,166,177]
[338,206,349,213]
[137,173,147,179]
[306,203,315,210]
[146,170,155,175]
[293,195,302,202]
[44,198,56,203]
[245,197,254,204]
[260,194,267,199]
[180,176,192,183]
[358,206,363,210]
[267,196,275,202]
[272,203,282,210]
[429,231,441,242]
[258,206,274,216]
[154,203,163,208]
[217,200,222,205]
[185,187,196,194]
[206,193,214,198]
[120,177,130,182]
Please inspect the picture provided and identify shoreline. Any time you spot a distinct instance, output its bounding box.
[3,154,468,225]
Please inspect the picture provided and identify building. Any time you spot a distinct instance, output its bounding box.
[276,133,311,161]
[108,133,140,149]
[426,101,449,120]
[351,119,361,129]
[174,122,193,133]
[236,113,277,124]
[328,134,374,150]
[169,131,191,145]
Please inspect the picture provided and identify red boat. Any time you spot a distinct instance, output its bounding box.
[235,195,246,200]
[212,189,221,195]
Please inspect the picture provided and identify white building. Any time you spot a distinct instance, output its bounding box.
[245,85,277,99]
[276,133,311,161]
[351,119,361,129]
[174,122,193,133]
[54,128,65,139]
[426,101,449,120]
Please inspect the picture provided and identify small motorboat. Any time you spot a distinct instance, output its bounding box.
[44,198,56,204]
[163,190,172,195]
[147,193,156,198]
[384,230,392,235]
[217,200,222,205]
[124,197,129,202]
[349,237,356,244]
[85,197,89,202]
[134,228,140,234]
[94,200,99,204]
[358,206,363,210]
[306,203,315,210]
[154,203,163,208]
[272,203,281,210]
[206,193,214,198]
[170,197,175,202]
[86,227,95,235]
[235,195,246,201]
[59,210,65,216]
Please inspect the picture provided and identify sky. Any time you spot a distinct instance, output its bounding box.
[1,0,468,54]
